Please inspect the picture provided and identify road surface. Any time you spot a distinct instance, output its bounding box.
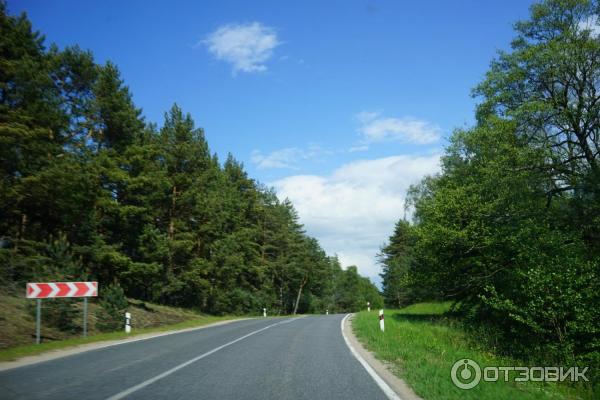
[0,315,390,400]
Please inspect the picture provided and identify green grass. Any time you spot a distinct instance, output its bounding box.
[0,314,242,362]
[0,287,253,361]
[352,303,593,400]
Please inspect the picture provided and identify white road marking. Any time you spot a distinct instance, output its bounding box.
[0,319,257,372]
[105,317,303,400]
[341,314,402,400]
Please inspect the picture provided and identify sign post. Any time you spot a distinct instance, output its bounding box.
[26,282,98,344]
[36,299,41,344]
[83,297,88,337]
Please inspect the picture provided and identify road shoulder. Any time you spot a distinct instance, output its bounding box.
[0,318,251,372]
[343,314,422,400]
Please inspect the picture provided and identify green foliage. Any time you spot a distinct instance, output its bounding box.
[379,0,600,388]
[96,284,128,332]
[379,220,421,307]
[335,266,383,312]
[353,304,591,400]
[41,298,81,334]
[0,3,379,325]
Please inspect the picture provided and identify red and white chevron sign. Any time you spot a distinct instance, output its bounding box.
[26,282,98,299]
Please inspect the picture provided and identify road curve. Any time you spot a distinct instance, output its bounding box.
[0,315,390,400]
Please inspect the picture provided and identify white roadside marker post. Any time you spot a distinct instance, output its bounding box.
[367,301,371,312]
[125,312,131,333]
[379,309,384,332]
[263,308,267,318]
[326,309,329,315]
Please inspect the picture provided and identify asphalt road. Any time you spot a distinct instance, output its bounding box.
[0,315,390,400]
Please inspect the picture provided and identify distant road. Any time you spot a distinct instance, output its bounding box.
[0,315,390,400]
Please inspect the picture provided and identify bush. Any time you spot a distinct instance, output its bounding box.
[43,298,82,334]
[96,284,128,332]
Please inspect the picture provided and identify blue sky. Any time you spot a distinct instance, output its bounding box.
[10,0,536,284]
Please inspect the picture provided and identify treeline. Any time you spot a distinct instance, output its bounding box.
[0,4,382,316]
[380,0,599,375]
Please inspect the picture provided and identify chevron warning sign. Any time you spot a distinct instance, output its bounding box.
[26,282,98,298]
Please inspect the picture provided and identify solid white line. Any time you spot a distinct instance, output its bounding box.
[105,317,302,400]
[0,319,257,372]
[341,314,402,400]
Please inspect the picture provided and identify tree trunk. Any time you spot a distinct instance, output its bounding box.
[279,283,284,315]
[167,186,177,276]
[292,276,307,315]
[18,213,27,239]
[15,213,27,250]
[168,186,177,240]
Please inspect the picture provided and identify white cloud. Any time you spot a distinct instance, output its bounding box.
[356,111,381,124]
[251,145,331,170]
[203,22,280,74]
[578,16,600,38]
[349,145,369,153]
[252,148,303,169]
[273,154,441,283]
[357,111,441,145]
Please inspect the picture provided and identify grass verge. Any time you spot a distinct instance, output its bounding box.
[0,314,241,362]
[352,303,593,400]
